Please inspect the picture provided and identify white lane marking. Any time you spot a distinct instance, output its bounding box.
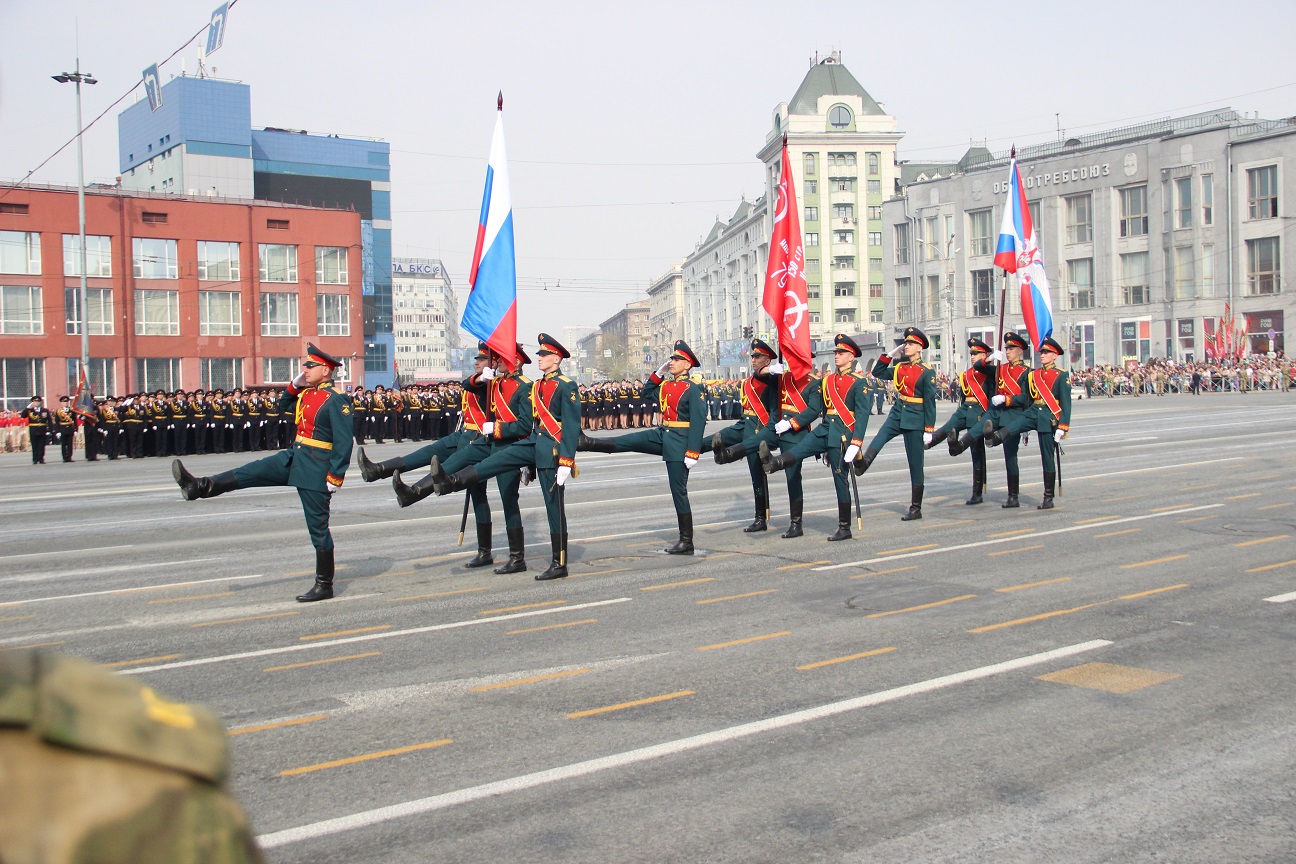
[0,544,135,561]
[0,510,263,538]
[124,598,634,674]
[0,574,264,608]
[0,557,224,585]
[256,639,1113,848]
[815,504,1223,571]
[1262,592,1296,604]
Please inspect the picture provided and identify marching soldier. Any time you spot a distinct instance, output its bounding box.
[852,327,938,521]
[931,337,994,504]
[710,338,783,532]
[969,331,1031,508]
[53,397,76,463]
[984,336,1070,509]
[351,389,368,444]
[97,397,121,461]
[172,344,354,602]
[20,396,49,464]
[420,334,580,580]
[759,334,871,540]
[579,340,707,554]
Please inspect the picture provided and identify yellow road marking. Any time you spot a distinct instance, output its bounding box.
[1225,493,1262,501]
[641,577,716,591]
[568,691,694,719]
[300,625,392,641]
[1120,554,1189,569]
[570,568,631,578]
[1037,662,1181,694]
[851,565,917,579]
[706,553,738,560]
[2,641,66,650]
[148,591,234,604]
[1247,560,1296,573]
[1177,484,1217,491]
[997,577,1070,593]
[112,585,174,594]
[104,654,182,668]
[1095,528,1141,539]
[987,544,1043,557]
[1248,474,1281,481]
[284,565,351,578]
[922,519,972,529]
[281,739,452,776]
[1150,504,1193,513]
[229,714,329,736]
[988,528,1037,538]
[697,631,791,651]
[264,652,381,673]
[878,543,939,555]
[0,615,35,623]
[479,600,566,616]
[361,570,414,580]
[387,587,490,602]
[507,619,598,635]
[1176,515,1216,524]
[777,560,831,570]
[867,594,975,618]
[1119,584,1188,600]
[1073,515,1120,525]
[1258,502,1293,511]
[796,646,896,670]
[626,540,666,548]
[1106,494,1145,502]
[696,590,779,605]
[192,611,298,628]
[471,668,591,692]
[1233,535,1289,547]
[409,553,464,563]
[969,602,1107,633]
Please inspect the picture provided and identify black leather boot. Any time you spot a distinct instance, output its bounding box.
[851,447,878,476]
[744,489,767,532]
[665,513,695,554]
[827,502,852,541]
[392,470,436,508]
[924,429,949,450]
[296,549,334,602]
[577,432,616,453]
[949,430,974,457]
[173,460,237,500]
[494,526,527,574]
[714,436,748,466]
[901,484,924,521]
[1037,473,1056,509]
[535,533,568,580]
[781,498,804,538]
[758,441,794,474]
[464,522,494,568]
[358,447,406,482]
[965,471,984,505]
[1002,472,1020,508]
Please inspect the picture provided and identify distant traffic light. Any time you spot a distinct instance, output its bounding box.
[742,325,753,339]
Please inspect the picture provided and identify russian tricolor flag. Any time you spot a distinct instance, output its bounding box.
[462,93,518,370]
[994,156,1053,352]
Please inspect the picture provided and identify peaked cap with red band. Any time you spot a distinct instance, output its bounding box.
[750,337,777,359]
[305,343,343,369]
[833,333,862,357]
[902,326,929,350]
[967,336,992,353]
[1003,331,1030,352]
[1039,336,1064,355]
[535,333,570,359]
[671,339,700,368]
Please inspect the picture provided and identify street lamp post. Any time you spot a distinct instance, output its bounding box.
[53,62,97,383]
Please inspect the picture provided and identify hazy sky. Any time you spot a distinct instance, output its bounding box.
[3,0,1294,344]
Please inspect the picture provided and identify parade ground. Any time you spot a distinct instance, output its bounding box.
[2,391,1293,863]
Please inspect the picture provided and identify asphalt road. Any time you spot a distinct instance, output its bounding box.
[2,390,1294,863]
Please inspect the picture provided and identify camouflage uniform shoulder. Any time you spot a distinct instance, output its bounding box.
[1,651,230,784]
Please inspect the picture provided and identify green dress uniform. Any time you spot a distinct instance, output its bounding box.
[424,334,581,581]
[987,336,1071,509]
[978,331,1033,508]
[933,337,994,505]
[579,340,707,554]
[172,344,354,602]
[760,334,871,540]
[854,326,938,521]
[711,339,782,532]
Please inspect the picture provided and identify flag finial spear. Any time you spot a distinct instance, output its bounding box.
[782,133,787,147]
[497,91,503,111]
[1010,145,1016,159]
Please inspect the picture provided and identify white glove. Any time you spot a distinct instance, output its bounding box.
[327,482,340,495]
[555,465,571,486]
[991,394,1007,406]
[481,421,495,436]
[922,432,933,447]
[479,367,496,381]
[844,444,860,463]
[989,350,1006,364]
[1054,429,1066,443]
[683,456,698,469]
[656,361,670,378]
[774,419,792,434]
[767,362,785,375]
[291,372,307,389]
